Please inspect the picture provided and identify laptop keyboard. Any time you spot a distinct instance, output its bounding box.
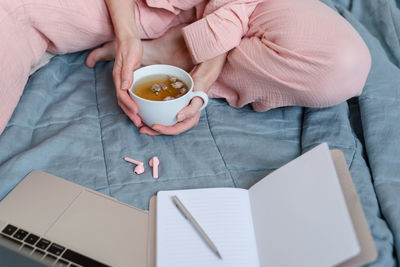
[1,224,110,267]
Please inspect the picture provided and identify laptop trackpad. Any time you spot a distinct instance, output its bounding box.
[0,171,82,235]
[45,190,149,267]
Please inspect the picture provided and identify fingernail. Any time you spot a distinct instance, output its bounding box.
[121,81,129,90]
[177,114,185,122]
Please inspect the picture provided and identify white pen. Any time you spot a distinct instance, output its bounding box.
[171,195,222,259]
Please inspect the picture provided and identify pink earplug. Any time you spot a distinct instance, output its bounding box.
[124,157,143,165]
[149,156,160,179]
[133,164,145,175]
[124,157,145,175]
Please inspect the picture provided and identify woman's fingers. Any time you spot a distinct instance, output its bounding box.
[137,97,203,135]
[147,97,203,135]
[120,58,136,90]
[176,97,204,122]
[117,88,138,113]
[111,37,144,129]
[116,89,143,127]
[86,41,117,68]
[112,57,123,91]
[139,126,160,136]
[121,104,143,128]
[118,37,143,90]
[120,103,143,127]
[151,113,201,135]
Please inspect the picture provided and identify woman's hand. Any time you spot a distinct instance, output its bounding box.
[112,37,142,90]
[86,37,144,127]
[140,53,228,136]
[113,37,143,127]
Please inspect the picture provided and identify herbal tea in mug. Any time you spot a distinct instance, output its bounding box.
[132,75,189,101]
[129,64,208,126]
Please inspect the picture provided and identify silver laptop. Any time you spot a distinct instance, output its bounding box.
[0,170,151,267]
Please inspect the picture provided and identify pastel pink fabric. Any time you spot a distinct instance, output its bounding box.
[0,0,371,135]
[210,0,371,111]
[0,0,115,134]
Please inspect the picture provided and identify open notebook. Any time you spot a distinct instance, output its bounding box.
[151,143,377,267]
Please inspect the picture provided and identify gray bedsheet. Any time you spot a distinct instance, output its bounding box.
[0,0,399,265]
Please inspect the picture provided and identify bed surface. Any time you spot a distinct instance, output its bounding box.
[1,0,399,265]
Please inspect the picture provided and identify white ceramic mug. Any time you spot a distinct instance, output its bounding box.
[128,65,208,126]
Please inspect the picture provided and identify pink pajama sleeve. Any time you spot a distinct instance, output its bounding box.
[182,0,263,64]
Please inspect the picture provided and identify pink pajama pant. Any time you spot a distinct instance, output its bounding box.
[0,0,371,134]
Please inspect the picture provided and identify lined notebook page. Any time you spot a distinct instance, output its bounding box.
[157,188,259,267]
[248,143,360,267]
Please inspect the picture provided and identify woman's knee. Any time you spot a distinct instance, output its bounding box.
[245,0,372,108]
[306,32,371,107]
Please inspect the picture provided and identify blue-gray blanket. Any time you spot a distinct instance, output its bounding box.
[1,0,399,265]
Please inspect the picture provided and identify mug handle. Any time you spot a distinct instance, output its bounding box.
[190,91,209,111]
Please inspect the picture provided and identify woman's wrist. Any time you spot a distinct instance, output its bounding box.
[105,0,139,41]
[117,35,141,47]
[115,28,139,42]
[191,53,227,93]
[114,21,140,42]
